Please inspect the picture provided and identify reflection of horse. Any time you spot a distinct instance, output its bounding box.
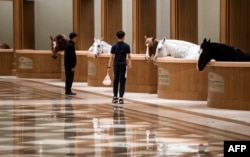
[144,36,159,61]
[88,38,111,58]
[50,34,68,59]
[0,43,10,49]
[197,38,250,71]
[154,38,200,63]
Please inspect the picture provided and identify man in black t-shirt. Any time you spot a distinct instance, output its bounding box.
[107,31,132,105]
[64,32,78,95]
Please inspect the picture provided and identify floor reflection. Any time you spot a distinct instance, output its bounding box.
[0,78,249,156]
[112,107,127,157]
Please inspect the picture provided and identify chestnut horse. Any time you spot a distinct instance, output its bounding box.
[144,36,159,61]
[50,34,68,59]
[0,43,10,49]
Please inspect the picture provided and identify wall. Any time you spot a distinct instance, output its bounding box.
[35,0,72,50]
[122,0,133,48]
[157,0,170,39]
[0,1,13,48]
[198,0,220,44]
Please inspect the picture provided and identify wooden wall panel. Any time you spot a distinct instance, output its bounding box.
[170,0,198,44]
[13,0,34,49]
[102,0,122,44]
[133,0,156,53]
[220,0,250,52]
[73,0,94,50]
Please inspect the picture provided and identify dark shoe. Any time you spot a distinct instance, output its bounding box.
[112,97,118,103]
[119,98,124,104]
[65,92,76,96]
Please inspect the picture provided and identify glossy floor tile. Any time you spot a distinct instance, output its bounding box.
[0,77,250,157]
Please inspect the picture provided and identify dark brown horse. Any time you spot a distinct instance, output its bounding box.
[144,36,159,61]
[0,43,10,49]
[50,34,68,59]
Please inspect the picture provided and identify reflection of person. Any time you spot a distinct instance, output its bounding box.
[107,31,132,105]
[64,32,78,95]
[112,109,127,157]
[64,97,76,156]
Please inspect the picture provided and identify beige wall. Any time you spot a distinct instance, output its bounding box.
[35,0,73,50]
[198,0,220,43]
[0,1,13,48]
[0,0,219,50]
[157,0,170,39]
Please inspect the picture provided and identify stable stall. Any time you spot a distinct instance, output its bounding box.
[126,54,158,93]
[157,58,208,100]
[0,49,14,75]
[87,53,111,86]
[207,62,250,110]
[16,50,61,78]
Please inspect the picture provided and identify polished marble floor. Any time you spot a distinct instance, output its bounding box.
[0,77,250,157]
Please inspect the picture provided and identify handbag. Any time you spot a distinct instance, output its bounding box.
[103,73,112,85]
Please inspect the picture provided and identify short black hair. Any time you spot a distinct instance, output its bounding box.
[116,31,125,39]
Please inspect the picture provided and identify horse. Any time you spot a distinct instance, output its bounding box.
[197,38,250,71]
[50,34,68,59]
[88,38,111,58]
[144,36,159,61]
[154,37,200,63]
[0,43,10,49]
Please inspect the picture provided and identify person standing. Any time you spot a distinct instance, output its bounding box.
[107,31,132,105]
[64,32,78,95]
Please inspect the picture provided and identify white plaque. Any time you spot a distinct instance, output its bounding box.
[158,68,170,85]
[208,72,224,93]
[88,61,96,76]
[18,57,33,69]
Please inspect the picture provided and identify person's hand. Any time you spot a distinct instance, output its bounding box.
[128,62,132,69]
[107,67,111,74]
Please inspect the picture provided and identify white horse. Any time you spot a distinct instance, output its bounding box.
[88,38,111,58]
[154,38,200,63]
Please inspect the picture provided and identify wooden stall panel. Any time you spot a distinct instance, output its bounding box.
[16,50,61,78]
[207,62,250,110]
[0,49,14,75]
[87,53,112,87]
[157,58,208,100]
[126,54,158,93]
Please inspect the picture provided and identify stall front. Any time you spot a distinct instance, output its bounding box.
[207,62,250,110]
[157,58,208,101]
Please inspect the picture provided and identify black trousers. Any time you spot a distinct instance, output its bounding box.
[113,65,127,98]
[65,69,75,93]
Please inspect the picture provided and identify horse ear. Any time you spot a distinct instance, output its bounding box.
[203,38,207,43]
[208,39,211,43]
[144,35,147,39]
[50,36,53,41]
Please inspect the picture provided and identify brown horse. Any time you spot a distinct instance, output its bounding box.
[0,43,10,49]
[144,36,159,61]
[50,34,68,59]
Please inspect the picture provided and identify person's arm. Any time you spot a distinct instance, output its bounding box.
[107,54,114,73]
[127,53,132,69]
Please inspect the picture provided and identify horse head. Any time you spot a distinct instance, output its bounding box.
[88,38,111,58]
[0,43,10,49]
[153,37,168,64]
[144,36,159,61]
[50,34,67,59]
[197,38,212,71]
